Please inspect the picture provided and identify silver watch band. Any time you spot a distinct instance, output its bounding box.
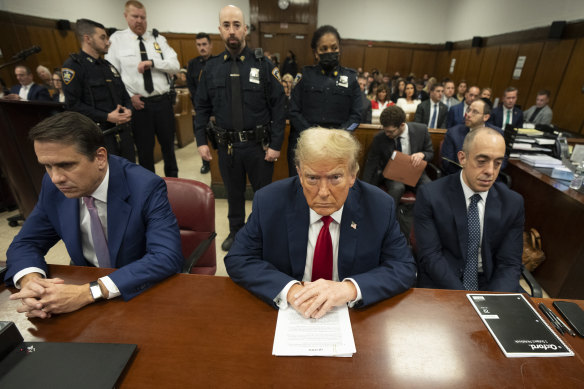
[89,280,104,301]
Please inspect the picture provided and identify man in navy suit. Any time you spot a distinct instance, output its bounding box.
[414,127,524,292]
[488,87,524,129]
[225,128,416,319]
[446,85,480,128]
[442,99,502,175]
[3,65,51,102]
[5,112,183,319]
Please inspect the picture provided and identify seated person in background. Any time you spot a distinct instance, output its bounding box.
[442,98,502,175]
[357,74,372,123]
[396,81,421,116]
[5,112,183,318]
[390,77,406,103]
[480,87,492,100]
[414,83,448,129]
[523,89,553,126]
[414,127,524,292]
[3,65,51,102]
[455,80,467,101]
[362,105,433,206]
[371,83,394,124]
[414,79,429,101]
[225,128,417,319]
[441,80,460,110]
[446,85,480,128]
[488,87,524,129]
[36,65,55,94]
[52,71,66,103]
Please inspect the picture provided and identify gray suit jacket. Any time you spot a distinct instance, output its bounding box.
[523,105,553,125]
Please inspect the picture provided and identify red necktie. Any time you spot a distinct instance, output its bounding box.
[311,216,333,281]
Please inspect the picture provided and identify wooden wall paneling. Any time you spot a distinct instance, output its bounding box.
[363,47,388,74]
[489,44,519,100]
[341,44,365,71]
[528,39,576,108]
[387,47,412,76]
[410,50,437,78]
[165,38,183,67]
[52,29,79,68]
[514,41,544,109]
[448,48,471,84]
[180,37,199,66]
[476,46,500,90]
[434,50,451,80]
[464,47,485,86]
[281,34,311,70]
[551,37,584,133]
[26,26,62,73]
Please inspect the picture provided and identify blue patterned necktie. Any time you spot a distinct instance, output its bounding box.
[430,103,438,128]
[463,194,481,290]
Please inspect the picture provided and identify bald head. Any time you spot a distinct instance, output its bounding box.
[459,127,506,192]
[219,5,247,55]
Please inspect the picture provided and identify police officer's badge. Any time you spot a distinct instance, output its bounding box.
[154,41,162,53]
[271,67,281,82]
[61,68,75,85]
[337,75,349,88]
[110,65,120,77]
[294,73,302,84]
[250,68,260,84]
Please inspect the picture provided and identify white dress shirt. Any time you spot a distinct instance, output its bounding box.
[274,206,363,308]
[460,172,489,272]
[105,28,180,97]
[13,167,120,299]
[398,124,411,155]
[18,83,32,100]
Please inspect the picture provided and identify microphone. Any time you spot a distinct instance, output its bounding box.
[11,46,41,60]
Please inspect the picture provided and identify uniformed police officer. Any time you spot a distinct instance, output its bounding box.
[187,32,214,175]
[288,25,363,176]
[195,5,285,251]
[61,18,135,162]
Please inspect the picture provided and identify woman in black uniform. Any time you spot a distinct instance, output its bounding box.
[287,25,362,176]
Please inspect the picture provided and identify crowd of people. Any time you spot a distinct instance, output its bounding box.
[3,1,553,321]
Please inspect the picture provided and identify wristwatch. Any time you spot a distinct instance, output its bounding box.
[89,281,104,301]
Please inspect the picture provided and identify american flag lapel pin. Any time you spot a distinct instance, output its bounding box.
[351,221,357,229]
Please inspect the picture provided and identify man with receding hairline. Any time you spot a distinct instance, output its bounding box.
[3,65,51,102]
[414,127,524,292]
[225,128,416,319]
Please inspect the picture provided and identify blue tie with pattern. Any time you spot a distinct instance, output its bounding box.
[463,194,481,290]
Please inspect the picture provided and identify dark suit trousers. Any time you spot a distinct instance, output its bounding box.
[385,172,431,206]
[218,141,274,233]
[103,126,136,164]
[132,98,178,177]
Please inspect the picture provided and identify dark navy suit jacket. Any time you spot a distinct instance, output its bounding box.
[446,100,466,128]
[5,155,183,300]
[488,106,524,128]
[441,123,503,175]
[224,177,417,308]
[10,83,51,102]
[414,173,524,292]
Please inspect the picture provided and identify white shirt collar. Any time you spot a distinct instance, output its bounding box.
[309,206,344,225]
[88,165,109,204]
[459,171,489,203]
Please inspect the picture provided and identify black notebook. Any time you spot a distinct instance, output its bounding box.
[467,294,574,358]
[0,322,136,388]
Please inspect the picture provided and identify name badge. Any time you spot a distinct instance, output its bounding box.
[249,67,260,84]
[337,75,349,88]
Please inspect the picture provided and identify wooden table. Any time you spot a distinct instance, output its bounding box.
[507,160,584,299]
[2,265,584,388]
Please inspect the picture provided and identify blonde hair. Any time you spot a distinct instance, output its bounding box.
[295,128,361,175]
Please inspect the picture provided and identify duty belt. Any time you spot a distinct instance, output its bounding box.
[140,93,172,103]
[210,125,268,146]
[100,122,131,136]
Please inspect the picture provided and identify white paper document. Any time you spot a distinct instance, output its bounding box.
[272,305,356,357]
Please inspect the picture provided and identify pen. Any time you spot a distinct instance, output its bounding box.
[550,307,577,337]
[539,303,564,335]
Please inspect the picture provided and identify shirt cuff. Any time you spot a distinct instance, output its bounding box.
[342,278,362,308]
[274,280,301,309]
[13,267,47,289]
[99,276,121,299]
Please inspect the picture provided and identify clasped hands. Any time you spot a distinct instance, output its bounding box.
[9,274,93,319]
[287,279,357,319]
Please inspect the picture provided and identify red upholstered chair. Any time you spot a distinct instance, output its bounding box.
[163,177,216,275]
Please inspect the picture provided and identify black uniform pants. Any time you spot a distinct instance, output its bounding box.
[132,97,178,177]
[103,126,136,163]
[218,141,273,233]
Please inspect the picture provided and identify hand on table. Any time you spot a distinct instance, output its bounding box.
[287,279,357,319]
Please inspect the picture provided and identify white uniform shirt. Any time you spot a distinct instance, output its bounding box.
[105,28,179,97]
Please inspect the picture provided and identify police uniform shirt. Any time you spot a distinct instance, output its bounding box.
[186,55,209,104]
[289,64,362,132]
[105,28,180,97]
[61,50,131,124]
[194,46,286,150]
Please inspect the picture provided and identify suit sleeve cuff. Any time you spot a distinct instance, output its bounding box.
[99,276,121,299]
[274,280,301,309]
[342,278,362,308]
[13,267,46,289]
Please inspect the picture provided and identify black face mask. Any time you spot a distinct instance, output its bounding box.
[318,52,339,72]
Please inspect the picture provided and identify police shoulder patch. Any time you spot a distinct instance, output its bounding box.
[271,67,281,82]
[61,68,75,85]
